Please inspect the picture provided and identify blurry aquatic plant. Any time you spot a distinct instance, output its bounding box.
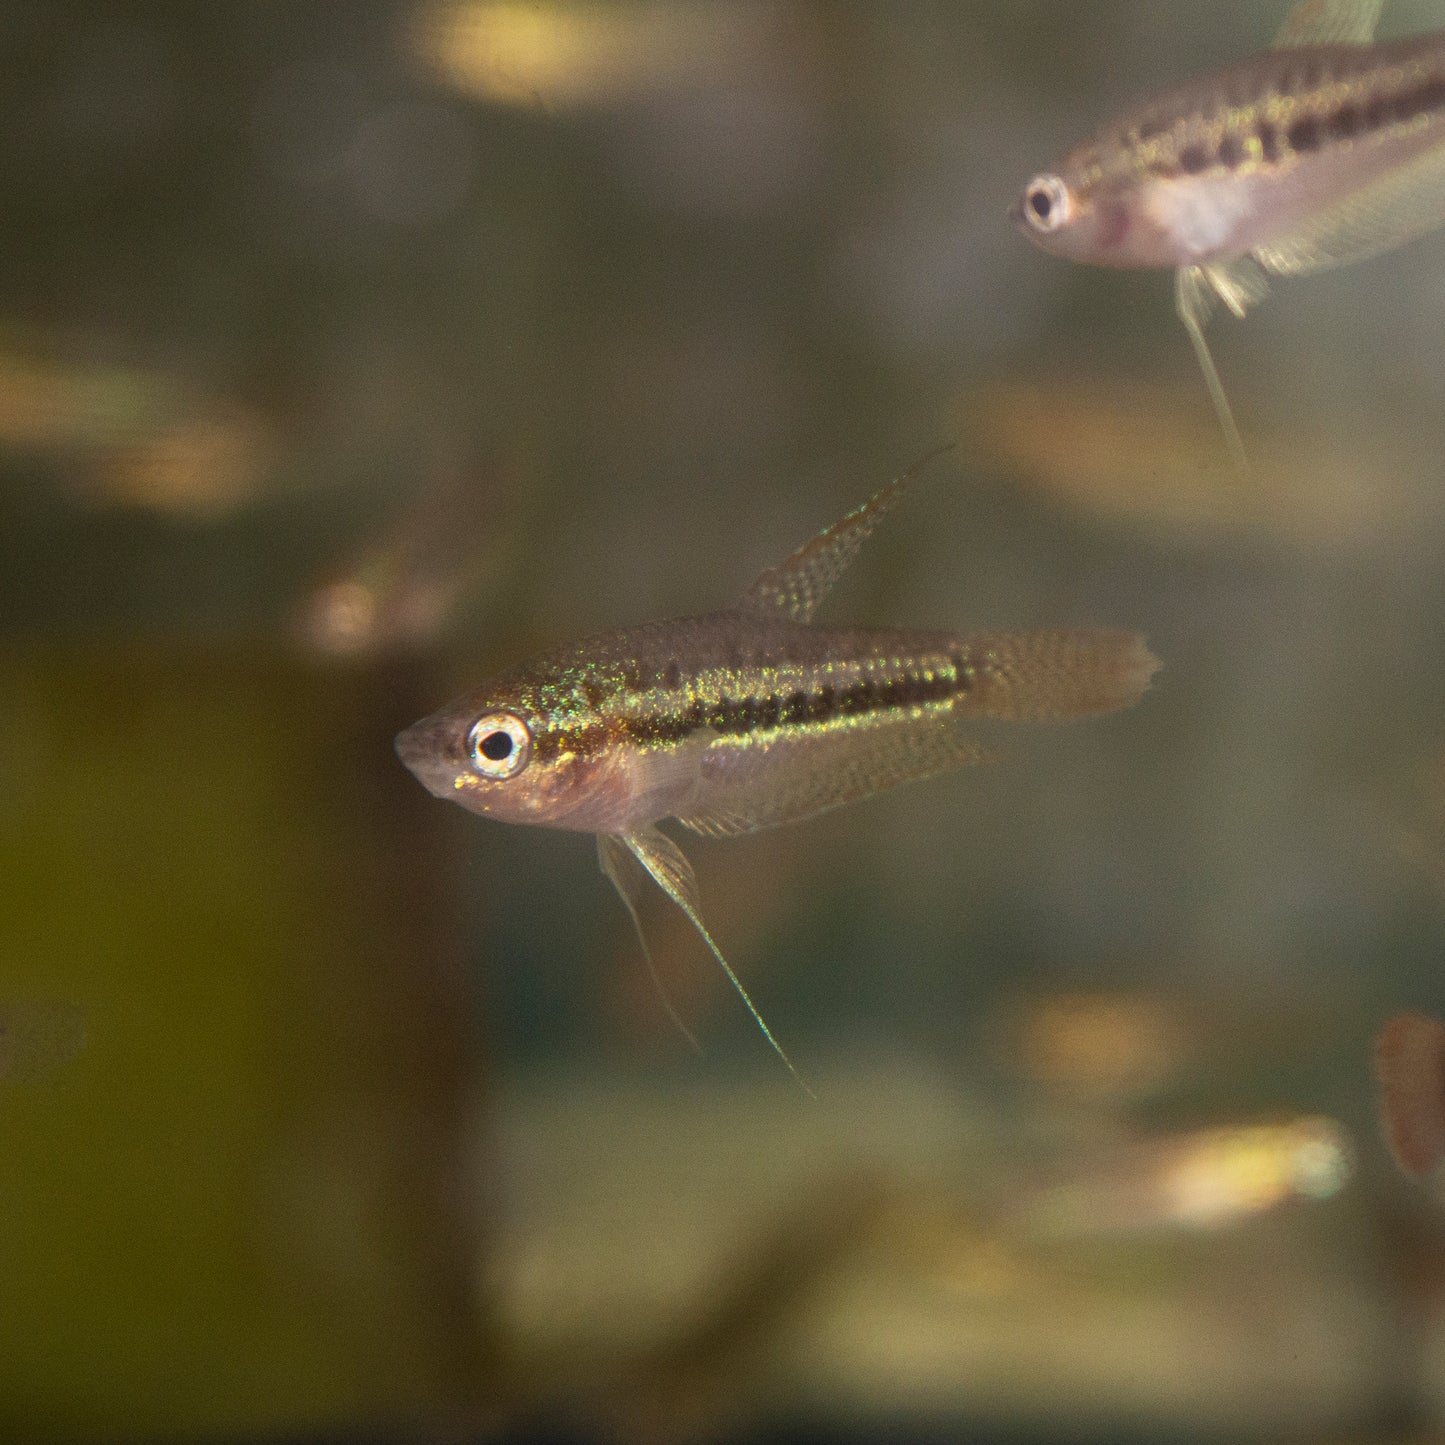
[490,1066,1366,1440]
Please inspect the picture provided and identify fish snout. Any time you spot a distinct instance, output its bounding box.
[394,715,462,800]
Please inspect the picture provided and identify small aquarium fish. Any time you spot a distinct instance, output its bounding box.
[396,451,1157,1081]
[1013,0,1445,470]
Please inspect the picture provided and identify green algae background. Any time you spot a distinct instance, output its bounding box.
[0,650,493,1436]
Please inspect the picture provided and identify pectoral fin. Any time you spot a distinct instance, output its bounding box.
[612,825,810,1091]
[1175,265,1252,475]
[738,443,955,622]
[597,833,702,1055]
[1272,0,1381,47]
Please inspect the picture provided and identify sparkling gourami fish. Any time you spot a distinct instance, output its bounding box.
[1013,0,1445,471]
[395,453,1158,1081]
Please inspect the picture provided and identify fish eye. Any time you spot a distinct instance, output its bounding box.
[466,712,532,780]
[1023,174,1072,232]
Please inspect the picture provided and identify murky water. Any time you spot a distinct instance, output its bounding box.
[4,3,1445,1440]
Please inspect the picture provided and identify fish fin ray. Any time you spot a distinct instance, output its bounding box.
[618,825,811,1093]
[1272,0,1381,47]
[679,722,997,836]
[1202,256,1270,320]
[597,834,702,1055]
[1252,140,1445,279]
[954,628,1161,722]
[737,443,955,622]
[1175,265,1251,475]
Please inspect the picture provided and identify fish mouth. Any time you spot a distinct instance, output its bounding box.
[394,715,462,800]
[1007,196,1037,237]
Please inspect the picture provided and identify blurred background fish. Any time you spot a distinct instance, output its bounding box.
[294,439,521,660]
[1376,1011,1445,1192]
[1014,0,1445,471]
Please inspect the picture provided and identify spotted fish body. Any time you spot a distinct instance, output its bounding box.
[1013,0,1445,470]
[396,453,1157,1079]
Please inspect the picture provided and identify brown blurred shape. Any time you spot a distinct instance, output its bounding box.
[1376,1011,1445,1187]
[295,447,516,660]
[0,345,276,519]
[968,373,1418,551]
[999,990,1190,1105]
[413,1,785,111]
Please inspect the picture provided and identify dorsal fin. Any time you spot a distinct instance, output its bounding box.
[1272,0,1381,48]
[737,443,956,623]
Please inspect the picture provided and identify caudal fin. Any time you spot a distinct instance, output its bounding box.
[954,628,1159,722]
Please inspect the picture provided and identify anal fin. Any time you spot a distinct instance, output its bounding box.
[679,721,994,837]
[1252,140,1445,279]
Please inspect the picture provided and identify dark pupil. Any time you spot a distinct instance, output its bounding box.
[479,730,513,762]
[1029,188,1052,220]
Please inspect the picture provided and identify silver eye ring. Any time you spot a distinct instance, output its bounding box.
[466,712,532,780]
[1022,173,1073,233]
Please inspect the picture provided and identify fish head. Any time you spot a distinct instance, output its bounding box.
[1012,167,1118,261]
[1013,155,1209,270]
[395,676,636,834]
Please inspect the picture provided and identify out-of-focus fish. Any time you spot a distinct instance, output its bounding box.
[1375,1011,1445,1191]
[968,371,1424,550]
[1013,0,1445,471]
[295,449,515,660]
[395,450,1158,1081]
[1018,1117,1353,1236]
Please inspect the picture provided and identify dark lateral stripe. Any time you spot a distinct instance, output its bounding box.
[1151,71,1445,180]
[609,667,967,750]
[1288,76,1445,154]
[1288,74,1445,153]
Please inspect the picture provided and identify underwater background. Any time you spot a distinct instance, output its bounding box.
[5,1,1445,1440]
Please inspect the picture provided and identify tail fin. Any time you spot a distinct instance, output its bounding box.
[954,628,1158,722]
